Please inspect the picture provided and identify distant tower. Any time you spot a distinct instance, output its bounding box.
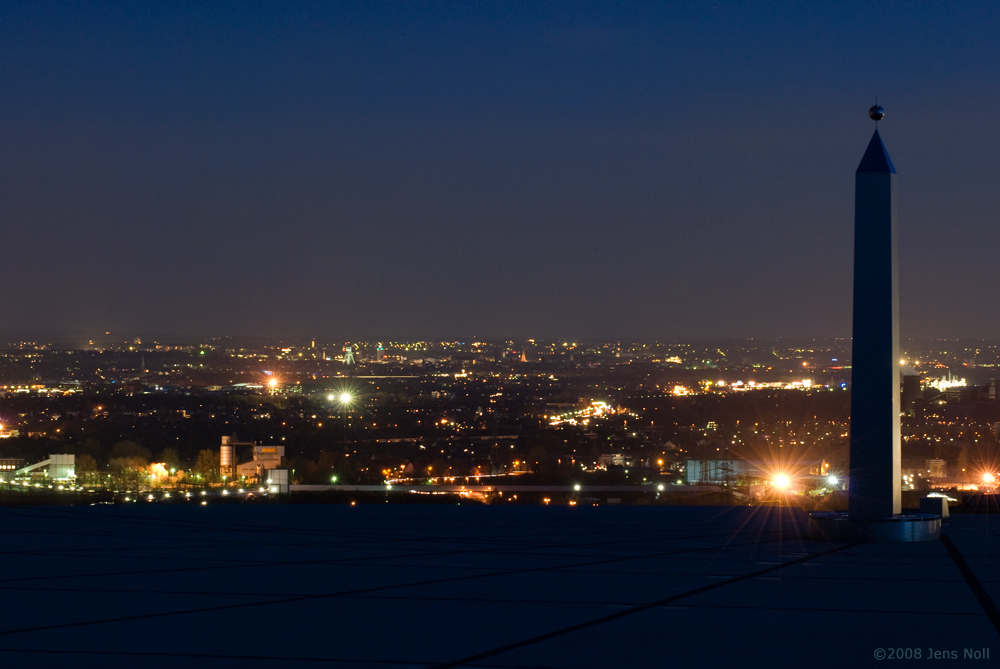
[220,436,234,478]
[343,346,355,365]
[377,343,385,361]
[848,125,901,519]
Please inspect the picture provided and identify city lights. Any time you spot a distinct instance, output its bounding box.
[926,373,967,391]
[1,336,997,512]
[548,401,616,426]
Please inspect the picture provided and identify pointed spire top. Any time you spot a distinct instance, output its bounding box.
[856,130,896,174]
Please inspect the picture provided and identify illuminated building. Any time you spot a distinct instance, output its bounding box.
[220,435,235,478]
[0,458,24,470]
[597,453,625,468]
[13,453,75,480]
[220,435,286,480]
[926,458,947,478]
[235,445,286,478]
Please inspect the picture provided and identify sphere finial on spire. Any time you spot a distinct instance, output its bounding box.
[869,104,885,121]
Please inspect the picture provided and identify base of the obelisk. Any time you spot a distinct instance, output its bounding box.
[808,511,940,542]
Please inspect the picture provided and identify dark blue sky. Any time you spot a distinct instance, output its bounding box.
[2,1,997,340]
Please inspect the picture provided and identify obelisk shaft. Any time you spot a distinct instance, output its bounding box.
[849,130,901,519]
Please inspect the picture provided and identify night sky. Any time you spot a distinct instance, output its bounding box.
[2,1,997,341]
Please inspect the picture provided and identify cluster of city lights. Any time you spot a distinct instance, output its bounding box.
[548,401,615,426]
[925,373,967,391]
[704,379,817,392]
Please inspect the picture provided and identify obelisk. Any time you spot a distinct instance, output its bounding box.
[848,105,901,519]
[810,108,938,540]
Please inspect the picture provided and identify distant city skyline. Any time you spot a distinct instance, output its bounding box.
[3,330,1000,350]
[2,2,998,340]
